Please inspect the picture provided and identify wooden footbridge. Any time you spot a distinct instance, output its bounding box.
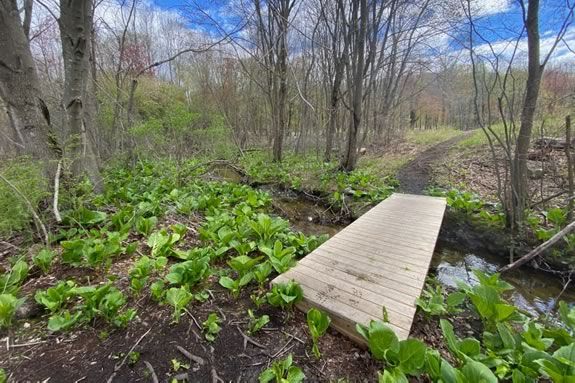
[272,193,446,344]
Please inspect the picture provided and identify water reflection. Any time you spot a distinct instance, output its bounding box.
[432,247,575,316]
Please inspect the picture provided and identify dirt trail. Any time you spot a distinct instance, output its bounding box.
[397,133,469,195]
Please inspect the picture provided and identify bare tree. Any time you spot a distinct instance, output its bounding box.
[253,0,296,162]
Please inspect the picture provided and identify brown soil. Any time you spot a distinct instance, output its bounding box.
[435,144,571,208]
[0,211,385,382]
[397,134,471,195]
[2,280,381,382]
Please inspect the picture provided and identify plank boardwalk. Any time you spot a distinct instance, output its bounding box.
[272,193,446,344]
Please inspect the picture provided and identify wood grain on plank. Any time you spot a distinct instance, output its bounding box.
[271,193,446,344]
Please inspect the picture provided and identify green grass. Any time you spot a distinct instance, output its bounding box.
[358,155,413,177]
[405,127,462,146]
[0,158,48,237]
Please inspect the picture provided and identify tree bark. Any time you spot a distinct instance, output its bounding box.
[0,0,55,170]
[512,0,542,229]
[341,0,367,172]
[59,0,103,192]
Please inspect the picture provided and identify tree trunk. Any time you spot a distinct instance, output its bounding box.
[272,2,290,163]
[0,0,55,170]
[511,0,542,229]
[341,0,367,172]
[59,0,103,192]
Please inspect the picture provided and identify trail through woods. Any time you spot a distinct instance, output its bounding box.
[397,133,470,194]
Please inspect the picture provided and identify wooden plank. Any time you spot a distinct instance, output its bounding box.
[271,193,446,344]
[280,267,415,330]
[292,261,417,320]
[308,250,425,290]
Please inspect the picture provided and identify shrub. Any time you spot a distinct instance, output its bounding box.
[0,158,47,237]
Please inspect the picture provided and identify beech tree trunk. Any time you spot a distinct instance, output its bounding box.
[0,0,55,169]
[59,0,103,192]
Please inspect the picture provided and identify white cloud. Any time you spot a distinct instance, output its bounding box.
[473,25,575,65]
[472,0,513,17]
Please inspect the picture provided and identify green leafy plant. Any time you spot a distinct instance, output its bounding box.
[150,280,165,301]
[166,286,193,323]
[266,281,303,310]
[135,216,158,236]
[258,354,304,383]
[129,256,167,295]
[247,309,270,335]
[166,256,210,288]
[249,214,289,245]
[251,292,267,309]
[459,270,517,330]
[147,226,183,257]
[228,255,263,276]
[0,293,24,328]
[35,280,77,313]
[356,320,428,381]
[219,273,253,298]
[253,262,273,286]
[47,310,83,332]
[0,259,28,295]
[61,231,128,269]
[260,241,297,274]
[33,248,56,273]
[202,312,221,342]
[306,308,331,359]
[416,283,466,317]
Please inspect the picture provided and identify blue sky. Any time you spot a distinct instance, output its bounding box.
[148,0,574,63]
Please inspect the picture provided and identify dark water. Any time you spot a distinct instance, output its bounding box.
[431,247,575,316]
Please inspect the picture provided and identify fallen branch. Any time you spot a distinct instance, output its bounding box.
[53,160,62,223]
[143,361,159,383]
[106,327,151,383]
[185,308,202,330]
[236,326,265,351]
[176,345,205,365]
[499,220,575,273]
[530,190,567,209]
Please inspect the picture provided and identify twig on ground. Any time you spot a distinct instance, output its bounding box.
[237,326,265,351]
[274,343,295,360]
[176,345,205,365]
[0,241,20,250]
[211,367,224,383]
[185,308,202,330]
[271,336,293,358]
[9,340,47,348]
[216,307,227,321]
[106,327,151,383]
[143,361,159,383]
[281,331,305,344]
